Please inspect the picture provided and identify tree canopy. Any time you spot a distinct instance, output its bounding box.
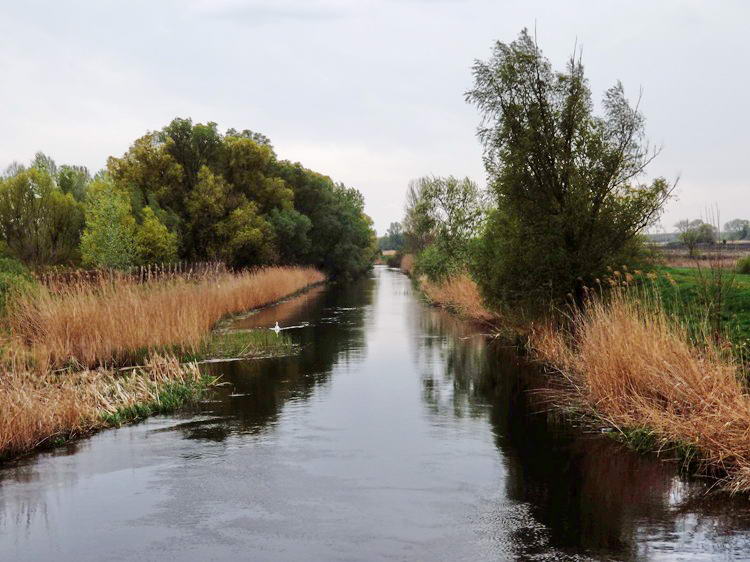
[465,29,672,306]
[0,118,377,278]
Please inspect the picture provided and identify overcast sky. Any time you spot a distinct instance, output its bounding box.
[1,0,747,235]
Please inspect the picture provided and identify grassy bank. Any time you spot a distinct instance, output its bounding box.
[0,355,215,460]
[404,264,750,493]
[531,290,750,493]
[0,265,324,461]
[7,266,325,370]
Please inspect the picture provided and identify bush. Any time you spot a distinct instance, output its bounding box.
[415,245,460,281]
[0,257,34,313]
[737,256,750,274]
[385,252,402,268]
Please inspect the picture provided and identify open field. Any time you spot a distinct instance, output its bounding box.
[656,266,750,344]
[657,242,750,269]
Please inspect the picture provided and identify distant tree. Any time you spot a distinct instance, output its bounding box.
[107,118,377,276]
[724,218,750,241]
[466,29,672,306]
[403,176,486,278]
[0,167,84,266]
[225,128,273,149]
[136,206,179,264]
[80,179,140,269]
[676,219,717,256]
[57,165,90,202]
[378,222,405,251]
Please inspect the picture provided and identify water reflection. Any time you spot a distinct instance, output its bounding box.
[411,276,750,559]
[180,276,377,442]
[2,267,750,561]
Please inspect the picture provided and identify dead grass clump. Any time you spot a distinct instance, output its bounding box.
[8,266,325,370]
[420,273,496,324]
[531,291,750,493]
[0,355,206,459]
[400,254,415,276]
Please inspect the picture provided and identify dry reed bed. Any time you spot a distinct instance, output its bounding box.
[0,355,204,460]
[532,292,750,493]
[400,254,415,276]
[420,274,496,324]
[8,266,325,369]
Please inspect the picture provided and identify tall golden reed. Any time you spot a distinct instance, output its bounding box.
[8,266,325,369]
[420,273,496,324]
[531,289,750,493]
[0,355,202,459]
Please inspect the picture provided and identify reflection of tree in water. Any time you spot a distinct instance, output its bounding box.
[179,275,377,443]
[411,296,750,558]
[409,302,492,421]
[0,275,378,535]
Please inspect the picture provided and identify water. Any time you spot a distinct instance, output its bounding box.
[2,265,750,561]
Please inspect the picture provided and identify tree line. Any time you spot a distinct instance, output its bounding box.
[0,118,378,279]
[401,29,675,310]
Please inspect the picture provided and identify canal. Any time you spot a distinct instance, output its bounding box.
[1,265,749,560]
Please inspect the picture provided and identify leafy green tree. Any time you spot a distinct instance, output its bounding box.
[57,165,90,201]
[136,207,179,264]
[466,30,673,307]
[0,167,84,266]
[80,179,140,269]
[274,160,377,278]
[676,219,717,256]
[269,208,312,263]
[724,219,750,241]
[216,202,278,267]
[403,176,486,277]
[378,222,405,251]
[107,119,377,276]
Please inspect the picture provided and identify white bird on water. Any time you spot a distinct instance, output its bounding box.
[271,321,281,334]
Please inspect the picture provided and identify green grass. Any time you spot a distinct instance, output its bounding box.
[611,425,701,468]
[181,329,294,362]
[656,266,750,346]
[100,375,217,426]
[107,329,294,368]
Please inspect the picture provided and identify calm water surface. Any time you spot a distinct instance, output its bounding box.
[2,266,750,561]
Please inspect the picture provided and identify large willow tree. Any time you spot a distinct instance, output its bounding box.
[466,29,673,307]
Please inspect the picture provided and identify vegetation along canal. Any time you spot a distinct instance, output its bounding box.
[2,266,750,561]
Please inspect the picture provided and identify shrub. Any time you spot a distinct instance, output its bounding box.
[0,257,34,313]
[737,256,750,274]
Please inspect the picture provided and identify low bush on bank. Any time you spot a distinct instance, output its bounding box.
[7,266,325,370]
[531,288,750,493]
[0,257,35,313]
[737,256,750,275]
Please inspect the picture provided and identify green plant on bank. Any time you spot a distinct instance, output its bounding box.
[613,426,701,469]
[737,256,750,275]
[100,375,217,427]
[182,329,295,362]
[0,256,36,313]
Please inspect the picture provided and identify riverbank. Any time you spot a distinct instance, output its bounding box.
[7,266,325,370]
[403,260,750,493]
[0,266,326,461]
